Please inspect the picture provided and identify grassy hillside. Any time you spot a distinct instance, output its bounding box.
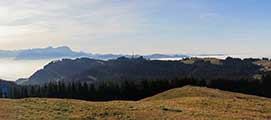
[142,86,264,101]
[1,86,271,120]
[255,60,271,71]
[182,57,222,65]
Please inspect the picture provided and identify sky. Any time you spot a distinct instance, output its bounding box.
[0,0,271,57]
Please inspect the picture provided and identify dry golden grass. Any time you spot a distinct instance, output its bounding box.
[255,60,271,71]
[182,58,222,65]
[1,86,271,120]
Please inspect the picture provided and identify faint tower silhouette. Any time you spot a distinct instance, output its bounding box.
[132,51,135,59]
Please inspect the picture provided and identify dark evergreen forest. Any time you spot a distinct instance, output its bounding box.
[3,74,271,101]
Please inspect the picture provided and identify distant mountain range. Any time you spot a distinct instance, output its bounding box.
[0,46,192,60]
[0,46,89,60]
[0,46,228,60]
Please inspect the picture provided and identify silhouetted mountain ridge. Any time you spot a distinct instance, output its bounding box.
[18,57,264,85]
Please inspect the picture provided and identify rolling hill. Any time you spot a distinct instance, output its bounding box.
[1,86,271,120]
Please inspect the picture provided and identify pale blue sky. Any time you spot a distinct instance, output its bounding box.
[0,0,270,57]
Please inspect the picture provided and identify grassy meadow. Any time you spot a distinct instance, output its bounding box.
[0,86,271,120]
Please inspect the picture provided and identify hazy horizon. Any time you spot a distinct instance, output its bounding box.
[0,0,271,57]
[0,45,262,58]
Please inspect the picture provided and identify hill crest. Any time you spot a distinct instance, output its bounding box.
[142,85,266,101]
[1,86,271,120]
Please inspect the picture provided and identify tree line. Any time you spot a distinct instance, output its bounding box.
[2,74,271,101]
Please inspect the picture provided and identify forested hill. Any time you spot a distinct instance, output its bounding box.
[0,80,15,86]
[0,80,16,97]
[18,57,265,85]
